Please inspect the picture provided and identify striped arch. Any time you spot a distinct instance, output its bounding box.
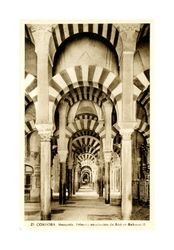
[65,118,105,139]
[49,65,121,121]
[24,72,38,108]
[137,123,150,144]
[133,70,150,99]
[25,93,33,109]
[51,24,119,62]
[78,153,96,163]
[63,86,109,107]
[25,119,36,136]
[130,101,150,144]
[65,115,118,140]
[72,135,100,156]
[137,85,150,120]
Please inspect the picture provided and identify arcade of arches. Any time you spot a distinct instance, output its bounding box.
[24,23,150,220]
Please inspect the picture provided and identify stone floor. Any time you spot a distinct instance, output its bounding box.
[25,186,149,221]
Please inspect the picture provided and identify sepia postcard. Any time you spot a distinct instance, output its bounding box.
[22,20,151,229]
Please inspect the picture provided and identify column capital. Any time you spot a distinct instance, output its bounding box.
[36,123,53,142]
[117,24,141,52]
[118,24,141,33]
[118,121,137,140]
[103,151,112,163]
[120,128,134,140]
[27,24,55,33]
[27,24,55,54]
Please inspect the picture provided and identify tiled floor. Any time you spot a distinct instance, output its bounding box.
[25,186,149,221]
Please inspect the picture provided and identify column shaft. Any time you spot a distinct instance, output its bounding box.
[121,135,132,219]
[98,167,103,198]
[75,169,79,192]
[122,52,134,121]
[72,167,76,195]
[105,162,110,204]
[59,163,66,204]
[68,169,73,198]
[40,140,51,220]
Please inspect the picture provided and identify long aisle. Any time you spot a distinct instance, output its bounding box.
[51,185,121,221]
[25,185,149,221]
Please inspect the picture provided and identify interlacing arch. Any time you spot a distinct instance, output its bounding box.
[63,86,109,108]
[25,119,36,136]
[49,65,121,118]
[133,69,150,100]
[136,88,150,143]
[65,118,117,140]
[72,135,100,156]
[65,119,104,139]
[24,72,37,109]
[77,153,96,163]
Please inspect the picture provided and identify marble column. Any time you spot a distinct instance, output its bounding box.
[98,165,103,198]
[68,168,73,198]
[72,166,76,195]
[99,167,104,198]
[98,147,104,198]
[67,142,73,198]
[102,100,113,204]
[28,25,54,220]
[59,162,66,204]
[120,127,134,220]
[59,150,68,205]
[36,126,53,220]
[28,24,54,124]
[75,166,79,192]
[117,24,140,220]
[51,154,59,196]
[67,157,73,198]
[57,100,69,204]
[103,152,112,204]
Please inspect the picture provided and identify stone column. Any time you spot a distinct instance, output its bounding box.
[102,100,113,204]
[36,125,53,220]
[59,150,68,205]
[118,24,140,122]
[28,24,54,124]
[67,157,73,199]
[103,151,112,204]
[72,166,76,195]
[99,166,103,197]
[119,127,134,220]
[68,168,73,198]
[75,166,79,192]
[57,101,69,204]
[28,25,54,219]
[67,144,73,199]
[110,159,116,205]
[117,24,140,219]
[51,154,59,199]
[98,147,104,198]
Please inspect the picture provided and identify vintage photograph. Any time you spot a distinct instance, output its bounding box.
[24,22,150,224]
